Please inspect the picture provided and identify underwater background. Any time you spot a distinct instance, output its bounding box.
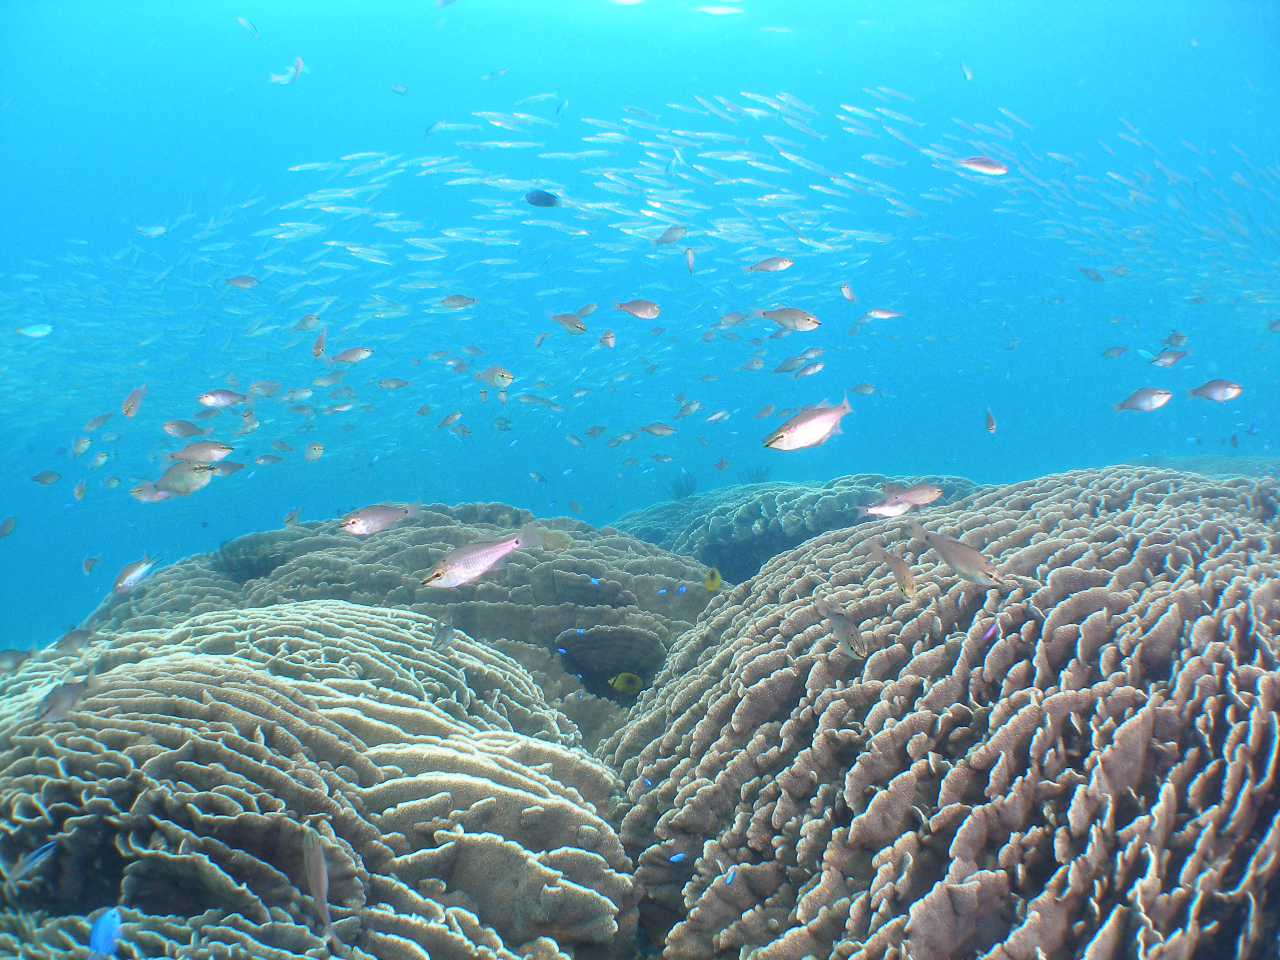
[4,5,1280,960]
[2,0,1276,642]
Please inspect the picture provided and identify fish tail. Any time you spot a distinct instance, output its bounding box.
[516,522,544,549]
[748,308,765,319]
[611,301,622,311]
[855,506,870,518]
[1112,402,1124,413]
[324,921,343,947]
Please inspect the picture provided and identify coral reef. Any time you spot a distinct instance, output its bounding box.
[602,466,1280,960]
[616,473,982,583]
[0,601,635,960]
[83,502,713,716]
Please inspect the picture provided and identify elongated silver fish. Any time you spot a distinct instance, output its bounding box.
[302,828,341,946]
[422,523,543,588]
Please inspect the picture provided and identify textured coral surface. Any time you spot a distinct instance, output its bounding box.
[5,467,1280,960]
[87,502,711,710]
[604,466,1280,960]
[0,601,635,960]
[616,474,981,583]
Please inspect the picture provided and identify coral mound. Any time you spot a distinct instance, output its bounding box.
[85,502,711,710]
[602,466,1280,960]
[616,473,981,583]
[0,600,635,960]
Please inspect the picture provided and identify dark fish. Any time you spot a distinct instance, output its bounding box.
[525,189,559,207]
[2,841,57,901]
[302,828,342,946]
[54,629,95,655]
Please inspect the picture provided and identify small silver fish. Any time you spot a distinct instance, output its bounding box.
[423,523,544,588]
[302,828,341,946]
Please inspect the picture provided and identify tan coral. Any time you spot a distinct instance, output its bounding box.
[616,473,982,582]
[601,466,1280,960]
[0,600,634,960]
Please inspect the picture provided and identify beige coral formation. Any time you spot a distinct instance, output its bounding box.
[0,601,635,960]
[84,502,711,718]
[603,466,1280,960]
[616,473,981,583]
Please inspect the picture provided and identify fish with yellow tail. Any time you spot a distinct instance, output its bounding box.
[763,396,852,451]
[422,522,544,588]
[905,520,1001,587]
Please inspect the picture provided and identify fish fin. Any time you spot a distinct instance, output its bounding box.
[882,483,905,495]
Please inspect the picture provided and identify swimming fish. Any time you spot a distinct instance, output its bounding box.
[237,16,258,37]
[268,58,304,85]
[608,672,644,695]
[752,307,819,331]
[422,523,544,588]
[284,508,302,526]
[957,156,1008,175]
[329,347,373,364]
[87,906,122,960]
[763,396,851,450]
[476,365,514,388]
[986,408,997,434]
[525,189,559,207]
[0,516,14,538]
[114,554,158,593]
[1188,379,1242,402]
[869,543,916,598]
[744,257,793,273]
[433,608,455,651]
[54,628,94,654]
[170,441,233,464]
[655,225,687,246]
[339,501,422,536]
[35,680,90,723]
[615,299,661,319]
[1114,387,1172,412]
[121,384,147,418]
[552,312,587,334]
[906,521,1001,587]
[302,828,341,946]
[197,389,247,408]
[704,567,722,592]
[856,483,943,518]
[1149,349,1187,368]
[225,275,260,289]
[0,649,30,673]
[685,248,695,275]
[305,443,324,462]
[814,595,866,658]
[1100,346,1128,359]
[2,841,57,901]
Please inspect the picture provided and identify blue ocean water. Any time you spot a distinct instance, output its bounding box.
[1,0,1277,645]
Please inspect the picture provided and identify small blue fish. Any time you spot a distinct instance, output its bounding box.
[2,840,57,900]
[88,906,122,960]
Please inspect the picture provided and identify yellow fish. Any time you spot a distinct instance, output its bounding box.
[704,567,722,592]
[608,673,643,696]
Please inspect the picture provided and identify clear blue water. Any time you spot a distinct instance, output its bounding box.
[2,0,1277,645]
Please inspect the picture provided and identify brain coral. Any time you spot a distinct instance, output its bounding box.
[84,501,711,712]
[0,600,636,960]
[615,474,981,583]
[601,465,1280,960]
